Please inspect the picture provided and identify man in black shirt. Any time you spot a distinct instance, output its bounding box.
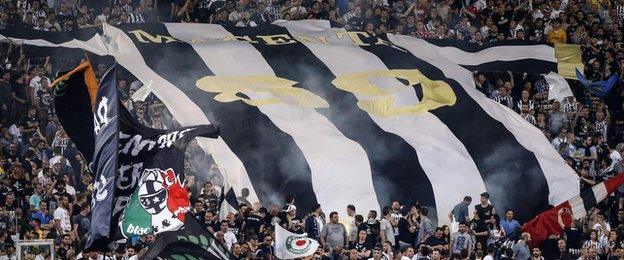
[192,200,206,223]
[203,210,220,233]
[469,211,488,249]
[397,207,415,249]
[424,227,449,255]
[242,207,265,235]
[554,238,572,260]
[475,192,495,224]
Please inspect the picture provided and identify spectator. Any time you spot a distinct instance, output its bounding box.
[416,206,433,246]
[450,222,472,256]
[320,211,348,253]
[380,206,395,248]
[449,196,471,223]
[501,209,521,237]
[53,194,71,235]
[512,232,531,260]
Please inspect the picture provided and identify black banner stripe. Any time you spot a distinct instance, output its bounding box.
[116,23,319,212]
[362,34,550,222]
[1,26,100,44]
[580,188,598,214]
[460,59,557,75]
[223,25,437,216]
[422,39,554,53]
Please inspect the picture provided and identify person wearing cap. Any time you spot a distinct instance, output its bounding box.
[280,204,304,233]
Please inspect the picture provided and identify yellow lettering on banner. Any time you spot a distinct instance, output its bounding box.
[336,31,370,46]
[257,34,297,45]
[332,69,456,116]
[128,30,179,43]
[222,35,259,44]
[196,75,329,108]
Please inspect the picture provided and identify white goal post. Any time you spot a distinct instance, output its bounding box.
[16,239,55,260]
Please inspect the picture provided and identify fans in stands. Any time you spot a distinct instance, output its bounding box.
[0,0,623,259]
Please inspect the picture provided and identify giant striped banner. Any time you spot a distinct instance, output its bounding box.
[1,21,580,230]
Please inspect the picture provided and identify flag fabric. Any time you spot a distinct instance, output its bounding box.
[575,68,618,98]
[218,174,240,221]
[110,95,220,246]
[419,39,583,79]
[52,61,100,159]
[52,62,221,249]
[545,72,574,102]
[3,21,582,225]
[142,212,230,260]
[274,222,320,259]
[53,62,120,249]
[522,173,624,247]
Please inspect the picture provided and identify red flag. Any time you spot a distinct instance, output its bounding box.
[522,173,624,247]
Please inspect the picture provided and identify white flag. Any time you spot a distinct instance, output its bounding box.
[546,72,574,102]
[275,224,319,259]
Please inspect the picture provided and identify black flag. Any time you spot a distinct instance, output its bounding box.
[53,62,119,249]
[142,212,230,260]
[53,62,221,251]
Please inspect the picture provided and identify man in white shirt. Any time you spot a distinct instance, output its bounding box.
[611,143,623,167]
[593,212,611,242]
[219,220,237,250]
[380,207,396,247]
[53,194,71,235]
[483,244,495,260]
[342,205,357,242]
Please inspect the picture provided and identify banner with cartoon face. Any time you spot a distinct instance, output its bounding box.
[53,62,221,250]
[111,106,219,241]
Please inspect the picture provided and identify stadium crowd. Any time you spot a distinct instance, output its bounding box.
[0,0,623,259]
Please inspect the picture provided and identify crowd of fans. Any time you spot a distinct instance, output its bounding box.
[0,0,623,259]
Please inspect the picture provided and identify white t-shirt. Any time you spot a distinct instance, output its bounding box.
[610,150,622,166]
[380,218,395,245]
[65,185,76,195]
[483,255,494,260]
[224,230,238,250]
[315,215,324,234]
[53,206,71,233]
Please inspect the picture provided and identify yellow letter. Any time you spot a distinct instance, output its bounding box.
[336,31,370,46]
[257,34,297,45]
[128,30,179,43]
[196,75,329,108]
[332,69,456,116]
[221,35,259,44]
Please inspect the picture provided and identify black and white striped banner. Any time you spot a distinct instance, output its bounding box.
[1,21,581,224]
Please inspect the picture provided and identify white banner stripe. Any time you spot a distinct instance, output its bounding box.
[102,24,259,204]
[421,41,557,65]
[592,183,609,203]
[276,22,486,223]
[568,196,587,219]
[164,23,380,215]
[387,34,579,205]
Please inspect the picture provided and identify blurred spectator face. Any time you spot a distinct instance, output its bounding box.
[62,235,72,245]
[220,221,229,232]
[204,211,214,222]
[4,193,14,206]
[330,212,339,223]
[358,230,367,241]
[459,223,467,233]
[232,243,241,255]
[194,201,204,212]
